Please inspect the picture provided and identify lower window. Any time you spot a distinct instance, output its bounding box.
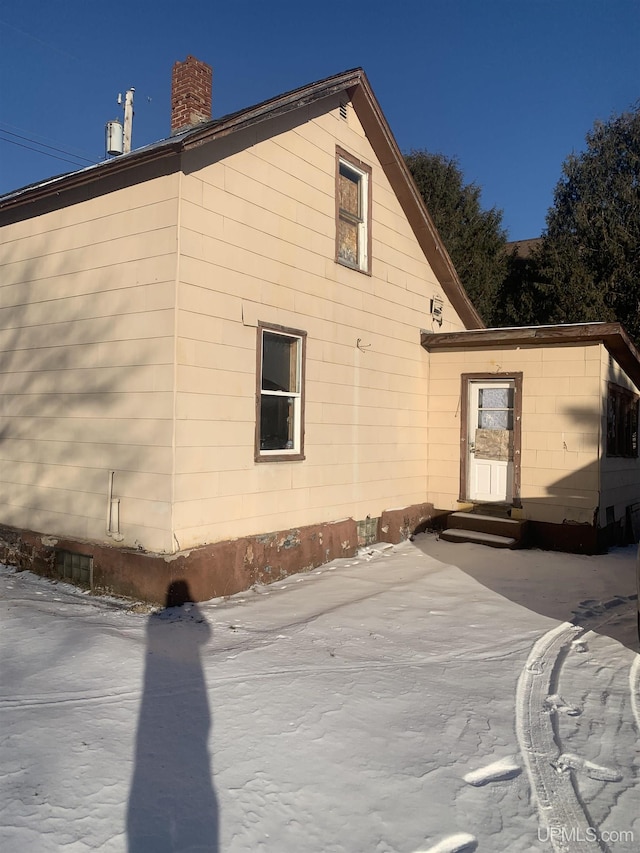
[256,324,306,461]
[55,550,93,586]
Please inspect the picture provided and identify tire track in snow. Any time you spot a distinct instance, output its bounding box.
[0,686,141,710]
[515,621,604,853]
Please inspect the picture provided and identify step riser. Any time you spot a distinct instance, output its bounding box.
[441,511,529,549]
[447,512,527,541]
[440,530,519,549]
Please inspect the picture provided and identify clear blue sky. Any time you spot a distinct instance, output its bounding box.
[1,0,638,240]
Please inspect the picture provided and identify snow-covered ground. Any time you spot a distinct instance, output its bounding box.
[1,534,638,853]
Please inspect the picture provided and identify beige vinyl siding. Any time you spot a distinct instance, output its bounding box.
[427,343,603,526]
[173,97,461,548]
[0,95,471,555]
[599,348,640,527]
[0,174,179,552]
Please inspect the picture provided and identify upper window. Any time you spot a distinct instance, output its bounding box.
[336,147,371,273]
[256,324,306,462]
[606,382,638,458]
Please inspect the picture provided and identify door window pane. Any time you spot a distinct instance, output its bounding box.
[479,388,513,409]
[479,410,512,430]
[477,386,514,430]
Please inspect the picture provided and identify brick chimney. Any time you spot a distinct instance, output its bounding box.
[171,55,213,135]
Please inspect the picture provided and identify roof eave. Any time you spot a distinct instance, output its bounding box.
[0,70,365,214]
[349,75,484,331]
[420,322,640,388]
[0,137,184,213]
[181,68,365,150]
[0,66,484,333]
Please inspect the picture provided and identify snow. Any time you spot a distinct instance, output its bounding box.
[1,534,638,852]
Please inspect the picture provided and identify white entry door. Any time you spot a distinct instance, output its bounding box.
[468,380,515,503]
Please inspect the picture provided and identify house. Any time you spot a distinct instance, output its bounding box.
[421,322,640,552]
[507,238,542,258]
[1,57,639,603]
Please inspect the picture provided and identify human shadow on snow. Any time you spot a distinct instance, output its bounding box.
[127,580,218,852]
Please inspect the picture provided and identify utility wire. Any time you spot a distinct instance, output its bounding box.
[0,134,90,168]
[0,127,97,164]
[0,17,86,66]
[1,121,98,160]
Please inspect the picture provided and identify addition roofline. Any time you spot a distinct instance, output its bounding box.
[420,322,640,388]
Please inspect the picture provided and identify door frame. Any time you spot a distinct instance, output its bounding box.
[459,372,523,507]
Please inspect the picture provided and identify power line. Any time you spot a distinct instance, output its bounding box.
[0,121,98,162]
[0,134,89,168]
[0,17,87,66]
[0,126,97,164]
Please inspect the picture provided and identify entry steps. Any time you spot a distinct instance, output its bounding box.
[440,511,528,549]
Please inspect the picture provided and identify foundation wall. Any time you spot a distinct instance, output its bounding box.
[0,500,434,603]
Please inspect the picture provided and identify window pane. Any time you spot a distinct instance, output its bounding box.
[260,395,295,450]
[339,165,360,216]
[55,550,91,585]
[479,388,512,409]
[479,410,513,430]
[337,218,358,265]
[262,333,298,393]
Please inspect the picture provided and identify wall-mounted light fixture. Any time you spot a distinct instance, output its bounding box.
[430,295,444,326]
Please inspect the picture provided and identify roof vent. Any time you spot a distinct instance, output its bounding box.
[339,100,348,121]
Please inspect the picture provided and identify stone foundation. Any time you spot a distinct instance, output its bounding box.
[378,502,435,543]
[0,502,435,604]
[527,520,606,555]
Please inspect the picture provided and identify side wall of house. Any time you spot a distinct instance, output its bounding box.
[0,173,179,553]
[174,95,466,549]
[599,349,640,531]
[427,343,602,526]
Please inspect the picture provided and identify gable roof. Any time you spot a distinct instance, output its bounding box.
[0,68,483,330]
[421,322,640,388]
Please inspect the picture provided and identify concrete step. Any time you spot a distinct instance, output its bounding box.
[447,511,528,543]
[440,528,518,549]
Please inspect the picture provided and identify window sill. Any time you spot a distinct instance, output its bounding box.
[336,257,371,276]
[255,452,306,463]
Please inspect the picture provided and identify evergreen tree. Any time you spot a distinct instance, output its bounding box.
[530,105,640,341]
[492,244,552,328]
[405,150,508,323]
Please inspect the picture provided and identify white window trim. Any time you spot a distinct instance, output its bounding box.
[336,147,372,274]
[256,325,306,461]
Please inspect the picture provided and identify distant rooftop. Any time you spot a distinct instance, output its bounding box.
[507,238,542,258]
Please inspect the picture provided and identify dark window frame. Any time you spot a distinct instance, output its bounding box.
[335,146,372,275]
[459,372,523,507]
[255,322,307,463]
[606,382,638,458]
